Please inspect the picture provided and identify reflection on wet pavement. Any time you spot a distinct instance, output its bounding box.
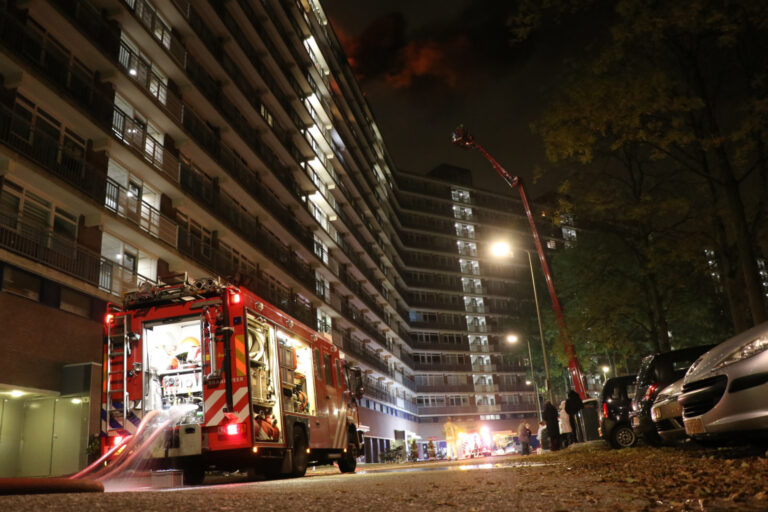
[356,460,551,475]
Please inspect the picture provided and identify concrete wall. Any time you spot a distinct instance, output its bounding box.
[358,407,419,440]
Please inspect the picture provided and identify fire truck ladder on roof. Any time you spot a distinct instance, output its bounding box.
[106,314,129,429]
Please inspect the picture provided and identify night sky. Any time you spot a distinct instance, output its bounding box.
[322,0,603,195]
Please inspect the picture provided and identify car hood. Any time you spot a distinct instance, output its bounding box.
[684,321,768,383]
[654,378,684,404]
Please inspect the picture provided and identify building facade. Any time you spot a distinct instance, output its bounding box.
[0,0,549,475]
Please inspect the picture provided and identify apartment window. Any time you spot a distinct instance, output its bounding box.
[0,179,78,250]
[313,235,328,264]
[259,103,274,127]
[2,266,41,301]
[60,287,91,317]
[317,310,331,334]
[324,353,333,385]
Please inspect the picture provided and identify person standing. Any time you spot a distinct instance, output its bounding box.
[558,400,573,447]
[565,390,584,442]
[542,401,561,451]
[518,421,531,455]
[442,419,460,460]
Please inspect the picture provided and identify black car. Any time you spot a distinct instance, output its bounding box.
[630,345,714,445]
[600,375,637,448]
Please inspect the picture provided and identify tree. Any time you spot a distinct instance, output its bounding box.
[532,0,768,331]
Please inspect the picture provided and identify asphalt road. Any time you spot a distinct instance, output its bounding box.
[0,455,646,512]
[2,443,767,511]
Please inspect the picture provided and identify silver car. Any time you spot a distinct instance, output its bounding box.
[679,321,768,439]
[650,379,686,443]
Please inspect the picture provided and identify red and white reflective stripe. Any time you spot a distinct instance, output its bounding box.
[204,389,226,425]
[207,387,248,426]
[332,403,348,448]
[234,387,250,423]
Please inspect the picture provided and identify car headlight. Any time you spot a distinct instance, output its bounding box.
[716,336,768,369]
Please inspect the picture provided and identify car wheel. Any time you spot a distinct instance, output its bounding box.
[610,425,637,449]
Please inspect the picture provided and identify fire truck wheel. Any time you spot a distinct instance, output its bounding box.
[291,428,308,478]
[182,463,205,485]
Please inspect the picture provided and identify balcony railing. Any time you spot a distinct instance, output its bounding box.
[471,364,495,373]
[473,384,499,393]
[412,361,472,372]
[111,106,179,182]
[417,405,476,416]
[104,178,177,247]
[0,102,105,202]
[0,9,114,129]
[0,209,152,296]
[342,336,391,376]
[416,383,473,393]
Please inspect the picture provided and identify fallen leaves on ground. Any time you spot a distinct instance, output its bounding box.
[535,442,768,509]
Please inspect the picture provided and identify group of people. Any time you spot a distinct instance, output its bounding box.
[542,390,584,451]
[517,390,584,454]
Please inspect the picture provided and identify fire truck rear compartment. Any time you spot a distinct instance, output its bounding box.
[143,317,204,423]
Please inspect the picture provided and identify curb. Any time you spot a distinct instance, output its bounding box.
[0,478,104,495]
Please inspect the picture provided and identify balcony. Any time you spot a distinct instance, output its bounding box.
[471,364,495,373]
[469,343,490,353]
[498,383,534,392]
[473,384,499,393]
[0,102,106,203]
[105,178,177,248]
[412,361,472,372]
[111,107,180,182]
[410,339,470,352]
[341,302,388,347]
[0,9,114,130]
[0,209,154,296]
[342,336,391,376]
[495,360,528,372]
[417,405,476,416]
[476,404,501,413]
[416,383,473,393]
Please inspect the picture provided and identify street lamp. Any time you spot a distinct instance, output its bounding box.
[495,242,554,404]
[602,365,610,384]
[507,334,543,421]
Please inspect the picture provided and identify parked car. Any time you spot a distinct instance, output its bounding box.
[630,345,715,445]
[600,375,637,448]
[680,321,768,441]
[650,379,686,443]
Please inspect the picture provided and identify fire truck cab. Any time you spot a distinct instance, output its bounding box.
[101,275,364,483]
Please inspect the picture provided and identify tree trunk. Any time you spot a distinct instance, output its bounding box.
[647,274,671,352]
[720,161,767,325]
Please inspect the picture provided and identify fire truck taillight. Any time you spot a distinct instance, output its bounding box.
[223,423,244,436]
[112,435,124,446]
[104,313,114,325]
[230,292,241,305]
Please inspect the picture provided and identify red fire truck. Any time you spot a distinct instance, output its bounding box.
[101,275,364,483]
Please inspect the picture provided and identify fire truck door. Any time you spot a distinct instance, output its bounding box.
[310,347,329,448]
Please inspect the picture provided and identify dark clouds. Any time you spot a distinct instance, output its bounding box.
[322,1,601,193]
[331,2,524,94]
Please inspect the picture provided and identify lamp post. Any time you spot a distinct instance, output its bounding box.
[452,125,587,397]
[507,334,543,421]
[495,241,554,404]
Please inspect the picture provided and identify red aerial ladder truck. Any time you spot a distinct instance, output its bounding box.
[101,275,364,484]
[451,125,587,398]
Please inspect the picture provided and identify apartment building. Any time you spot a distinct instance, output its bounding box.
[0,0,547,475]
